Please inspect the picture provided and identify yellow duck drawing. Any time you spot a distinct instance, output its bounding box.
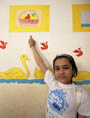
[72,71,90,82]
[0,54,30,80]
[34,68,44,79]
[35,68,53,79]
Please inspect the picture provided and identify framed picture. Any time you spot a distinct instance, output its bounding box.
[9,5,49,32]
[72,4,90,32]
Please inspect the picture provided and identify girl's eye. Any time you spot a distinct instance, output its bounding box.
[55,67,60,70]
[54,66,71,71]
[63,66,69,69]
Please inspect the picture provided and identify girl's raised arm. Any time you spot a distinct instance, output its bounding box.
[28,35,47,74]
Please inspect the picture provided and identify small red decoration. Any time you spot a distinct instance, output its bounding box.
[73,48,83,57]
[0,40,8,49]
[25,14,30,19]
[40,42,48,50]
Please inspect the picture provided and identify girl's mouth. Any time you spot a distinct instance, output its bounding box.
[57,76,65,79]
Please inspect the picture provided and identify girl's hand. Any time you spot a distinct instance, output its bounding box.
[28,35,36,48]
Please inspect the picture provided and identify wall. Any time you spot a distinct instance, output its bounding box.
[0,0,90,118]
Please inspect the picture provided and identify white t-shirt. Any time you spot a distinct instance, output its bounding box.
[44,70,90,118]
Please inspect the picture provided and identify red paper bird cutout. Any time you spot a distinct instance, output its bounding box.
[73,48,83,57]
[0,40,8,49]
[40,42,48,50]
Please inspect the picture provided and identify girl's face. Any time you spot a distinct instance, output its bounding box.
[54,58,74,84]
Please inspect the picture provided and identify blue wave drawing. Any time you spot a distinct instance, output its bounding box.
[0,79,90,85]
[0,79,45,84]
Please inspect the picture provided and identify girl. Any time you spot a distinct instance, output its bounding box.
[28,35,90,118]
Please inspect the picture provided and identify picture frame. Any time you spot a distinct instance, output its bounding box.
[9,5,50,32]
[72,4,90,32]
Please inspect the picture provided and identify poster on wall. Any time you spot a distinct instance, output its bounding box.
[9,5,49,32]
[72,4,90,32]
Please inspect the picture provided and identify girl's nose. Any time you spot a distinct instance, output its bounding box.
[59,68,64,74]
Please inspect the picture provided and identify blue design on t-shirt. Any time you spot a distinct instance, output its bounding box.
[48,89,69,114]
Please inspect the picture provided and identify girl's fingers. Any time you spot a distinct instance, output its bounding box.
[30,35,32,40]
